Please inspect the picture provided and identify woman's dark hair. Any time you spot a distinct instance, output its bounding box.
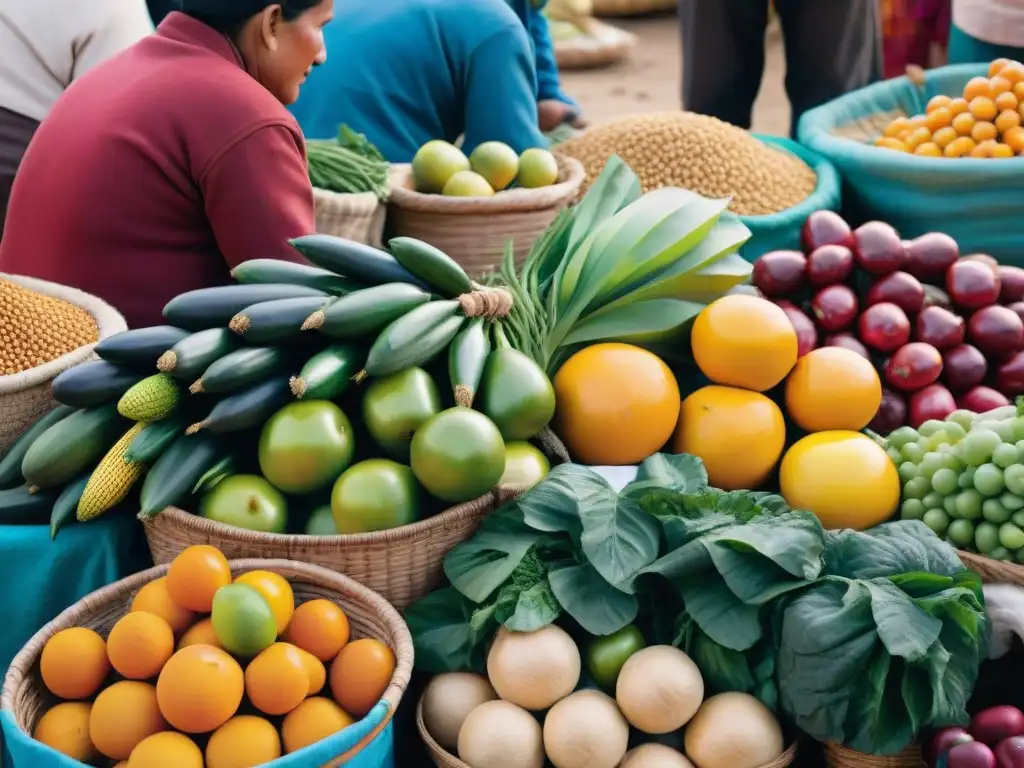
[180,0,323,38]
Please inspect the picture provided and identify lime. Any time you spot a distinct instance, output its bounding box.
[947,519,975,547]
[584,625,644,691]
[901,499,926,520]
[982,499,1011,524]
[922,508,950,536]
[517,148,559,188]
[1000,522,1024,550]
[961,429,1002,466]
[412,140,469,193]
[305,505,338,535]
[993,443,1019,469]
[411,408,505,503]
[331,459,420,534]
[442,170,495,197]
[974,463,1006,497]
[1005,464,1024,496]
[930,468,958,496]
[258,401,355,494]
[975,521,1001,553]
[211,584,277,658]
[469,142,519,191]
[501,442,551,486]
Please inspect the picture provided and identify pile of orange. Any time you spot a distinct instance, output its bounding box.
[31,545,396,767]
[874,58,1024,158]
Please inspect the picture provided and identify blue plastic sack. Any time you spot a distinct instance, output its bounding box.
[798,63,1024,264]
[734,135,842,263]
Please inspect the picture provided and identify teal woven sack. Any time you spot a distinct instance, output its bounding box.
[798,63,1024,264]
[735,135,842,262]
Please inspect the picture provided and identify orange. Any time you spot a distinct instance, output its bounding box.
[989,58,1015,77]
[234,570,295,634]
[156,644,244,733]
[285,599,350,662]
[924,106,952,132]
[932,126,958,149]
[874,137,906,151]
[39,627,110,700]
[882,116,910,137]
[991,75,1013,96]
[971,140,998,158]
[945,136,977,157]
[89,681,166,760]
[206,716,282,768]
[127,732,203,768]
[996,90,1019,112]
[992,142,1016,158]
[964,76,992,100]
[780,431,900,530]
[132,577,196,635]
[33,702,96,761]
[672,385,786,491]
[926,94,951,112]
[902,126,932,152]
[970,95,998,121]
[281,697,354,754]
[947,97,970,116]
[330,638,396,717]
[999,63,1024,84]
[245,642,309,716]
[952,111,976,136]
[996,109,1022,133]
[107,611,174,680]
[971,120,998,143]
[691,295,798,392]
[166,544,231,613]
[913,142,942,157]
[784,347,881,432]
[178,617,222,650]
[298,648,327,695]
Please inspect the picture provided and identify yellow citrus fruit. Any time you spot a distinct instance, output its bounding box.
[40,627,110,700]
[166,544,232,613]
[132,577,196,635]
[245,642,310,716]
[330,638,396,717]
[234,570,295,634]
[33,702,96,761]
[517,147,559,188]
[206,715,282,768]
[673,385,786,491]
[284,599,350,662]
[412,140,469,193]
[107,611,175,680]
[127,731,203,768]
[780,431,900,530]
[784,347,882,432]
[298,647,327,695]
[281,697,355,754]
[177,617,222,650]
[89,681,166,760]
[553,343,681,465]
[469,141,519,191]
[156,645,244,733]
[691,295,798,392]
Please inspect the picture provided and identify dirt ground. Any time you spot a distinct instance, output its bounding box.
[561,13,791,135]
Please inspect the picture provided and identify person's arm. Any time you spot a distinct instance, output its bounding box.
[462,22,549,156]
[529,8,578,107]
[200,124,316,268]
[73,0,153,79]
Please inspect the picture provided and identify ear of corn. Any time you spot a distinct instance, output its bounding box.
[76,422,147,521]
[117,374,180,421]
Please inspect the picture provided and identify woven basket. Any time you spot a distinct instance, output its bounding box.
[0,274,126,456]
[417,696,800,768]
[824,743,925,768]
[591,0,675,16]
[959,550,1024,585]
[313,188,387,248]
[385,156,585,277]
[554,19,637,70]
[1,558,413,767]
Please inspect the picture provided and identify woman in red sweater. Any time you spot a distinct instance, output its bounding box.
[0,0,333,328]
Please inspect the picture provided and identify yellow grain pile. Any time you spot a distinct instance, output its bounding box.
[558,111,818,215]
[0,278,99,375]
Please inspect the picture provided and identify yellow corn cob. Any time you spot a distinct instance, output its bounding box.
[77,422,147,521]
[117,373,180,421]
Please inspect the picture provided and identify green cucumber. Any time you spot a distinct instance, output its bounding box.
[124,419,184,464]
[389,237,473,298]
[187,378,292,435]
[51,474,90,539]
[192,455,237,495]
[363,313,465,379]
[449,318,491,408]
[0,485,60,525]
[288,235,431,290]
[163,284,328,330]
[290,345,363,399]
[50,361,148,408]
[191,347,292,395]
[231,259,364,295]
[302,283,431,339]
[229,296,332,344]
[0,405,76,489]
[94,326,190,367]
[139,433,223,517]
[22,404,127,489]
[157,328,238,382]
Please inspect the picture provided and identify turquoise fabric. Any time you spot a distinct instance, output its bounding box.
[735,134,842,262]
[947,23,1024,66]
[797,63,1024,265]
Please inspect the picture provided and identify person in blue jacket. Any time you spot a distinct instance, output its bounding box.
[290,0,548,162]
[512,0,585,131]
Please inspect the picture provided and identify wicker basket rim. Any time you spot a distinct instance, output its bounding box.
[1,558,414,721]
[958,549,1024,584]
[0,273,126,393]
[313,187,382,205]
[387,155,585,214]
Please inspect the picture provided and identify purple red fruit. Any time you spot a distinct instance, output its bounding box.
[947,260,1001,310]
[801,210,854,254]
[964,253,1001,275]
[868,388,907,433]
[958,386,1011,413]
[943,344,988,392]
[909,383,957,429]
[968,305,1024,359]
[811,285,859,332]
[945,741,996,768]
[902,232,960,280]
[999,266,1024,303]
[1007,302,1024,328]
[884,342,943,391]
[853,221,905,276]
[806,244,855,288]
[752,251,807,297]
[994,736,1024,768]
[865,271,925,315]
[824,332,870,359]
[971,706,1024,747]
[777,303,818,357]
[858,302,911,353]
[996,351,1024,397]
[915,306,966,350]
[927,727,974,767]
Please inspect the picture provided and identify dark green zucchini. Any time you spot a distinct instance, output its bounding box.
[192,455,237,495]
[301,283,431,339]
[231,259,365,295]
[139,433,223,517]
[124,419,184,464]
[0,405,76,489]
[362,302,464,378]
[389,237,473,298]
[163,284,328,330]
[229,297,332,344]
[157,328,238,382]
[50,474,90,538]
[0,485,60,525]
[290,345,363,399]
[50,361,147,408]
[22,404,127,490]
[94,326,190,368]
[288,235,430,291]
[186,378,292,435]
[191,347,292,395]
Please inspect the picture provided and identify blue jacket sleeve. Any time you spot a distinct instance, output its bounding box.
[529,9,578,106]
[462,22,550,155]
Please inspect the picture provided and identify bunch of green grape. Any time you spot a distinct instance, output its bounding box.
[889,406,1024,562]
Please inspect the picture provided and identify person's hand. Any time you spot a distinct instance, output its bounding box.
[538,99,577,132]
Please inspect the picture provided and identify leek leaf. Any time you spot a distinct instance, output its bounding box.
[561,298,703,346]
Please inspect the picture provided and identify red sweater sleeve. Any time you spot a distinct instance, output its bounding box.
[201,124,315,268]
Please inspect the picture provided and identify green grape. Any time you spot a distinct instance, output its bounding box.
[1016,440,1024,461]
[1011,416,1024,442]
[1004,464,1024,496]
[947,519,975,547]
[919,452,946,479]
[961,429,1003,466]
[1002,492,1024,512]
[1013,511,1024,529]
[901,442,926,464]
[944,495,959,516]
[898,462,919,483]
[947,410,976,431]
[993,443,1020,469]
[983,499,1012,524]
[954,489,984,520]
[989,546,1013,561]
[922,508,950,536]
[1000,522,1024,550]
[974,463,1006,497]
[930,468,959,496]
[921,491,944,510]
[922,432,952,452]
[901,499,926,520]
[993,421,1016,443]
[886,448,903,465]
[959,467,978,489]
[1016,547,1024,565]
[918,420,948,437]
[887,426,920,449]
[975,521,1001,553]
[941,422,967,442]
[941,452,964,473]
[903,477,931,499]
